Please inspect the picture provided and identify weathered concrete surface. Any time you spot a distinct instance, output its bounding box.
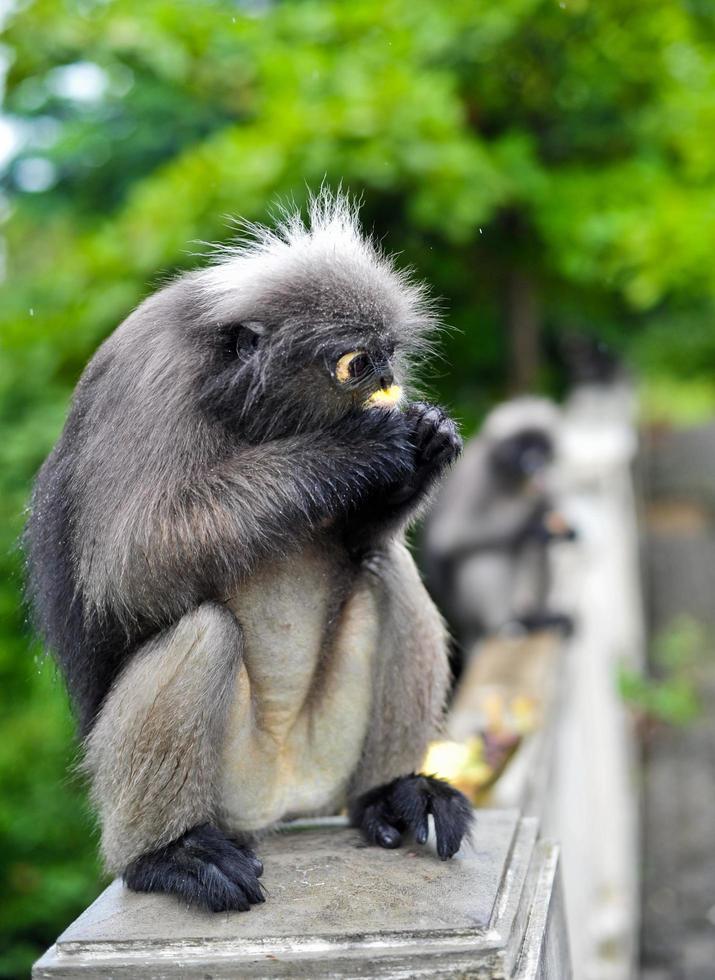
[33,812,571,978]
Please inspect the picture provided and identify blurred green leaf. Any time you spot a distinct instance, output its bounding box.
[618,616,708,727]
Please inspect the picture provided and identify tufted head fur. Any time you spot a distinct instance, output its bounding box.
[191,190,438,441]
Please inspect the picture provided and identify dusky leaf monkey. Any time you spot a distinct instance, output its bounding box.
[25,192,472,913]
[423,397,576,661]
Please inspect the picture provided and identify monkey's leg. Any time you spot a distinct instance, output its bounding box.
[347,542,473,859]
[84,602,264,912]
[454,552,516,637]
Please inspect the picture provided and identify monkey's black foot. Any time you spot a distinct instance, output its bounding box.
[124,824,265,912]
[408,403,463,473]
[350,773,473,860]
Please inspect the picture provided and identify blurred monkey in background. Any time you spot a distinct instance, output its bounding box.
[423,397,575,662]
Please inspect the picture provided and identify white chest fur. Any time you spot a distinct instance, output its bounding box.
[219,544,379,832]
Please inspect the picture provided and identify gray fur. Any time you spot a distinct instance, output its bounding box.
[26,190,459,886]
[423,397,562,644]
[84,602,242,872]
[87,537,449,871]
[68,193,437,631]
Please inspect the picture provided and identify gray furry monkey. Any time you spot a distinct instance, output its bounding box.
[25,192,473,913]
[423,397,575,653]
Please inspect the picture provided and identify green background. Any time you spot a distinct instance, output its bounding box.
[3,1,715,974]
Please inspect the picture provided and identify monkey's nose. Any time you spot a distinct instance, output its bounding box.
[375,363,394,390]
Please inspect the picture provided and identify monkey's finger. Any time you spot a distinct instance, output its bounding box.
[413,407,445,448]
[242,851,264,878]
[200,863,256,912]
[170,862,255,913]
[423,441,461,472]
[414,814,429,846]
[403,400,432,422]
[386,774,430,844]
[421,422,462,464]
[227,837,264,878]
[431,792,474,861]
[361,803,402,849]
[376,824,402,849]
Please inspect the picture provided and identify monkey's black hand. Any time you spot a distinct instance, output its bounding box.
[523,510,578,545]
[406,402,462,484]
[378,402,461,510]
[124,824,265,913]
[349,773,473,861]
[342,404,461,556]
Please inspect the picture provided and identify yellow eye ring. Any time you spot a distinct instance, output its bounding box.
[335,351,367,383]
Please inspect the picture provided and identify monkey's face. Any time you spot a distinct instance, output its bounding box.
[491,429,554,489]
[197,313,407,443]
[259,331,407,436]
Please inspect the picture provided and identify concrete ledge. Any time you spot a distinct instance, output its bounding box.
[33,812,570,979]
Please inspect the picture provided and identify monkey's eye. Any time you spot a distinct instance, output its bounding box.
[335,351,371,383]
[235,324,261,358]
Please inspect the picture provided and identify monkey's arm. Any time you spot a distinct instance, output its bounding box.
[441,499,550,559]
[452,501,578,556]
[88,409,415,630]
[347,541,473,859]
[348,541,449,792]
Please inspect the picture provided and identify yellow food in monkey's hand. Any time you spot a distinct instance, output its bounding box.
[364,384,403,408]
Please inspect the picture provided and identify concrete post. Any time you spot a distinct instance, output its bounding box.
[34,814,571,979]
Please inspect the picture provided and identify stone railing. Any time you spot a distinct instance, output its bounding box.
[420,382,643,980]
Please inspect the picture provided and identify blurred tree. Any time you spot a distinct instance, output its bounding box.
[2,0,715,972]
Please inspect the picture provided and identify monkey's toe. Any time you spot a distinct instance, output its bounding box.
[356,799,404,850]
[350,773,474,860]
[124,823,265,913]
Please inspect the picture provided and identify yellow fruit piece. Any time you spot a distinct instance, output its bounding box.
[510,694,538,734]
[365,384,403,408]
[423,737,496,802]
[423,740,471,780]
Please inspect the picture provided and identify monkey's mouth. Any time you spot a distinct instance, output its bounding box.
[364,384,404,409]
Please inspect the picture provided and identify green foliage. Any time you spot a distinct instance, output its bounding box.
[639,375,715,427]
[618,616,706,726]
[3,0,715,972]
